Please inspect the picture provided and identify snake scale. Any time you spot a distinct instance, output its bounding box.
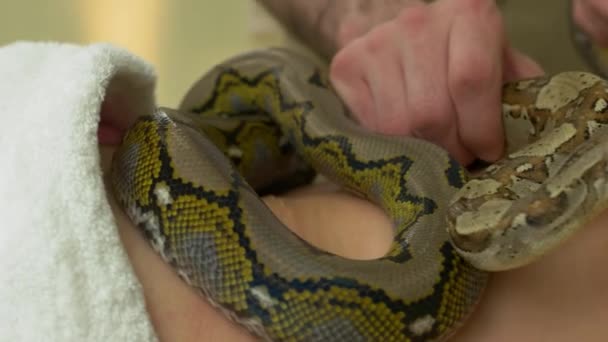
[111,48,608,341]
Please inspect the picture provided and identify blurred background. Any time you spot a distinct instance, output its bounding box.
[1,0,605,107]
[0,0,290,106]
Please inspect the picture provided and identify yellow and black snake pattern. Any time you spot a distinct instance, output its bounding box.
[111,48,608,341]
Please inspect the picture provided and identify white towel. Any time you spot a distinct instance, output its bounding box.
[0,42,158,341]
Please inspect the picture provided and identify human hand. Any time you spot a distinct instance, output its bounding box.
[573,0,608,46]
[330,0,544,165]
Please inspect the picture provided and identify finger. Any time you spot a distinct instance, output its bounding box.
[503,47,545,82]
[360,23,410,134]
[573,0,608,46]
[330,40,376,126]
[418,123,476,165]
[448,7,505,162]
[396,6,465,155]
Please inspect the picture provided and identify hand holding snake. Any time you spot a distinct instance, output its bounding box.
[329,0,544,165]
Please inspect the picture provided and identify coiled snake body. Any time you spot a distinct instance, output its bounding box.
[111,49,608,341]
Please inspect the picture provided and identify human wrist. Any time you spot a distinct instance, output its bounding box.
[257,0,420,58]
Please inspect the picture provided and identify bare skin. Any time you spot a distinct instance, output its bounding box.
[259,0,608,165]
[100,140,608,342]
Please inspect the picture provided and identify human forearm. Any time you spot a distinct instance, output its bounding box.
[255,0,416,58]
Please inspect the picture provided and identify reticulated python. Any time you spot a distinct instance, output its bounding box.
[111,48,608,341]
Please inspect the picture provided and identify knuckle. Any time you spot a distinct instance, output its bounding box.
[329,51,348,75]
[329,61,347,83]
[395,5,431,33]
[330,48,359,79]
[363,24,394,52]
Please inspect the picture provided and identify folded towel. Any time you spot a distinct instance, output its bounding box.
[0,42,158,341]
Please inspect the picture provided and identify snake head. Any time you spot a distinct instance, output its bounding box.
[447,134,608,271]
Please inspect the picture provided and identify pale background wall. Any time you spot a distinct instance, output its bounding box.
[0,1,287,107]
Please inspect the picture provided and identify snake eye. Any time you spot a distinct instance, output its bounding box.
[523,192,568,228]
[447,202,492,253]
